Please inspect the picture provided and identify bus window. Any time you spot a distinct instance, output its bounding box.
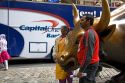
[48,0,60,3]
[61,0,80,4]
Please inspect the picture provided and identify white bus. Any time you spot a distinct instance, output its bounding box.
[0,1,115,59]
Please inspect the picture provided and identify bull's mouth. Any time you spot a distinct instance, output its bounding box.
[61,58,79,71]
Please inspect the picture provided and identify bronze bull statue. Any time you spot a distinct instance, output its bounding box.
[55,0,125,82]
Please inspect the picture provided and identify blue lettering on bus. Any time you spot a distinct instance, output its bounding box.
[19,25,60,32]
[47,33,60,38]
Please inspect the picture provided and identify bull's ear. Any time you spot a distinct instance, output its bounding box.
[72,3,80,28]
[100,24,116,41]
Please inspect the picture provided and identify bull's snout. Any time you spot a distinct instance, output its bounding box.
[60,52,69,61]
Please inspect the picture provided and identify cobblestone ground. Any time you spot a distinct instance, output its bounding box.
[0,63,120,83]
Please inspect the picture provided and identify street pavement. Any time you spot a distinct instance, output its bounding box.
[0,62,120,83]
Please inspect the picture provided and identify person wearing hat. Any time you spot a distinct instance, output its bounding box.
[77,14,100,83]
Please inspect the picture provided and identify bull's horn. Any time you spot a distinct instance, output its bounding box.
[72,3,80,28]
[94,0,110,32]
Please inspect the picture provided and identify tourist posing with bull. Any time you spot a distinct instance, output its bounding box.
[53,26,73,83]
[76,14,100,83]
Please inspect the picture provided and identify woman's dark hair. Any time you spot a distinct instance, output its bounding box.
[83,14,94,26]
[61,25,70,32]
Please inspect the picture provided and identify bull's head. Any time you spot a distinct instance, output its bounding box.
[56,0,125,71]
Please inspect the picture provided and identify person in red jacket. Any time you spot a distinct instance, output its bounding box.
[77,14,100,83]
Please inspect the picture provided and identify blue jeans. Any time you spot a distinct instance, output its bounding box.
[79,62,99,83]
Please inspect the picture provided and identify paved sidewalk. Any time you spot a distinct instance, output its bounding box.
[0,63,120,83]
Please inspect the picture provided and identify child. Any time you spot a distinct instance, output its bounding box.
[0,34,11,70]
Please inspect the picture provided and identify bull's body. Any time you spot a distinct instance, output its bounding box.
[55,0,125,82]
[103,4,125,71]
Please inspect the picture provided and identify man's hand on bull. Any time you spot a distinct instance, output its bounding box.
[77,72,84,78]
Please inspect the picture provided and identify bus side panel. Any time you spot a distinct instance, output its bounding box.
[0,1,115,59]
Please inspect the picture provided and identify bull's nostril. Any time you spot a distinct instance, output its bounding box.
[61,55,65,61]
[61,55,64,58]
